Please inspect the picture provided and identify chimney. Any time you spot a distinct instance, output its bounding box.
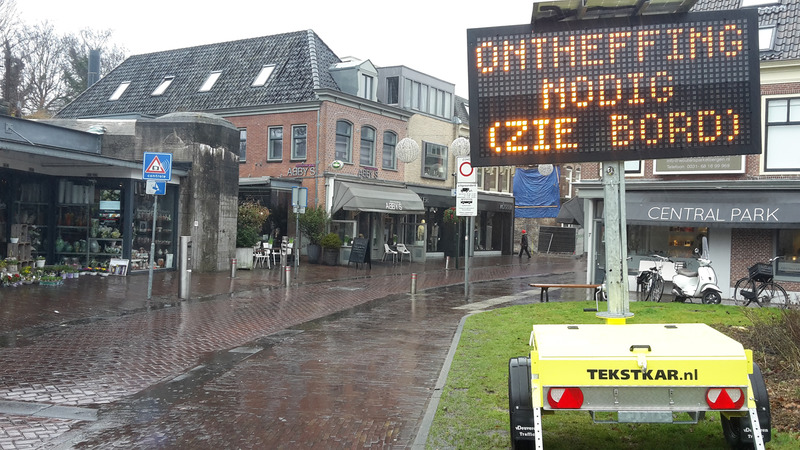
[88,49,100,87]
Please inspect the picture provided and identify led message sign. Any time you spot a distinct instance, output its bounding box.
[467,11,761,167]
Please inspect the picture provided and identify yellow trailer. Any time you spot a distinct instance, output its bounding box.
[508,323,771,449]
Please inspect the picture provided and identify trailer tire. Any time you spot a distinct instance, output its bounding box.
[721,362,771,448]
[508,357,535,450]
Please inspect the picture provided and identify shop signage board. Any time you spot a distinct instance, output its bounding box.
[142,152,172,181]
[466,10,761,167]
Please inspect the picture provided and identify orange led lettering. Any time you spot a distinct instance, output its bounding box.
[627,73,646,105]
[611,115,634,146]
[503,40,527,71]
[697,110,722,142]
[503,120,529,151]
[476,41,499,73]
[552,35,577,68]
[666,28,685,60]
[532,119,550,151]
[541,78,568,109]
[607,32,631,64]
[669,112,692,143]
[639,113,664,145]
[637,30,659,62]
[570,77,593,107]
[727,109,740,140]
[532,37,547,69]
[598,74,621,107]
[580,33,604,66]
[554,118,577,149]
[650,72,673,103]
[720,25,743,57]
[489,121,501,152]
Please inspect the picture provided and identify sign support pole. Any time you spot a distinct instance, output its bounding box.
[596,161,632,322]
[147,195,158,300]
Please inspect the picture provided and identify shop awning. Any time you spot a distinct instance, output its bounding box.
[625,191,800,228]
[332,181,425,214]
[556,198,584,226]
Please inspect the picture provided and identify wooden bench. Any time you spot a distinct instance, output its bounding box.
[529,283,602,303]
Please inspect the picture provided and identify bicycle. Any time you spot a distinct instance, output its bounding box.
[733,257,791,308]
[636,255,671,302]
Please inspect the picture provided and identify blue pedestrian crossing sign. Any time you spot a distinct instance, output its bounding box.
[142,152,172,181]
[146,180,167,196]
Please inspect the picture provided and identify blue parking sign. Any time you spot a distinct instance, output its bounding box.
[143,152,172,181]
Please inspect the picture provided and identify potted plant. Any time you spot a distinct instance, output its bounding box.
[295,205,329,264]
[40,275,63,286]
[5,257,18,273]
[36,256,46,268]
[236,200,270,270]
[320,232,342,266]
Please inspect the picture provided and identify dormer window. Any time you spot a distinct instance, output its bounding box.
[199,71,222,92]
[151,76,174,96]
[252,65,276,87]
[759,26,777,51]
[109,81,131,101]
[740,0,779,6]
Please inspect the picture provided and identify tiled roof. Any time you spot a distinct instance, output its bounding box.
[454,95,469,125]
[692,0,800,61]
[56,30,342,119]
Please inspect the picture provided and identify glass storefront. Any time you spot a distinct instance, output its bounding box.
[777,228,800,277]
[1,171,179,273]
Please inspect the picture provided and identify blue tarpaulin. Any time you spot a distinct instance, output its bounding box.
[513,167,560,218]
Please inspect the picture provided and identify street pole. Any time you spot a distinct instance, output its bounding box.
[147,195,158,300]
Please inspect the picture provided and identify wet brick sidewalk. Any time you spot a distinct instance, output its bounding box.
[0,255,587,449]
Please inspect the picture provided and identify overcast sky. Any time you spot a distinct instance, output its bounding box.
[17,0,536,98]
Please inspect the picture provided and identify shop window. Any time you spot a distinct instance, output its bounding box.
[335,120,353,163]
[382,131,397,170]
[422,142,447,180]
[777,228,800,278]
[291,125,307,160]
[764,98,800,171]
[360,126,376,167]
[268,126,283,161]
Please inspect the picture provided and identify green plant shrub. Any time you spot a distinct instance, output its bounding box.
[295,205,329,246]
[236,200,270,248]
[320,232,342,249]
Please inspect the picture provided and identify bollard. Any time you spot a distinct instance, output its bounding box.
[445,256,450,270]
[284,265,291,286]
[411,272,417,294]
[230,258,237,278]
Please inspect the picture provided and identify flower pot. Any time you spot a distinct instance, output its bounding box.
[9,238,18,244]
[306,244,322,264]
[36,259,45,268]
[322,248,340,266]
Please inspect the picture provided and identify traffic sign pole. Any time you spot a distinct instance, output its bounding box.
[142,152,172,300]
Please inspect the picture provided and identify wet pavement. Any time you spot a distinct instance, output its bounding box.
[0,255,588,449]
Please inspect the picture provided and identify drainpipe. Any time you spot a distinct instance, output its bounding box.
[315,109,320,206]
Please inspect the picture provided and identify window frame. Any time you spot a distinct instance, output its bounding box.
[291,124,307,161]
[359,126,376,167]
[759,26,777,51]
[109,81,131,101]
[382,131,397,170]
[268,126,283,162]
[151,76,175,96]
[764,97,800,172]
[335,120,353,163]
[199,71,222,92]
[252,65,276,87]
[421,141,448,180]
[239,128,247,163]
[386,77,399,104]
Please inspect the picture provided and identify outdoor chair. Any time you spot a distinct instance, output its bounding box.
[395,243,411,262]
[382,243,398,263]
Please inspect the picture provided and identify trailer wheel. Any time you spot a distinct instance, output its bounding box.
[508,357,535,450]
[721,362,771,448]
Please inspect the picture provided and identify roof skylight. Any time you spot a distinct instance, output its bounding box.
[152,76,175,96]
[199,71,222,92]
[252,65,276,87]
[759,26,777,51]
[109,81,131,101]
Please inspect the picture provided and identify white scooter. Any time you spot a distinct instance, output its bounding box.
[671,250,723,304]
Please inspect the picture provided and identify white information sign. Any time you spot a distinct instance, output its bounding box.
[456,184,477,216]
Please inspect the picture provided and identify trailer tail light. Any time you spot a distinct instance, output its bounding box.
[706,388,745,410]
[547,387,584,409]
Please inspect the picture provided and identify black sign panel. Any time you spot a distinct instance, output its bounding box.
[467,11,761,167]
[348,237,370,267]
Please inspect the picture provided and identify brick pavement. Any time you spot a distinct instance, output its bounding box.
[0,255,587,449]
